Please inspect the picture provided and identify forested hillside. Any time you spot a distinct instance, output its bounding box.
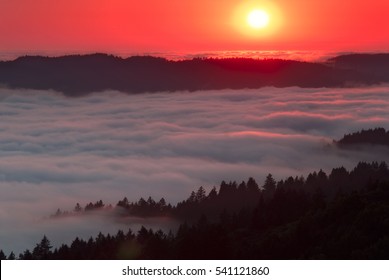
[1,54,387,95]
[2,161,389,259]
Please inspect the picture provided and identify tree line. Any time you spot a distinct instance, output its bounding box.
[2,53,387,96]
[336,127,389,147]
[2,161,389,259]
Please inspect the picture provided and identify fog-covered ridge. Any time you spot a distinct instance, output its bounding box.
[1,53,389,95]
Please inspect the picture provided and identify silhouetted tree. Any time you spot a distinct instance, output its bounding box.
[263,174,276,199]
[158,198,166,208]
[247,177,259,193]
[196,186,207,202]
[32,235,52,260]
[8,251,16,260]
[0,250,7,260]
[187,191,196,203]
[208,187,218,199]
[55,208,62,216]
[74,203,82,212]
[238,181,247,192]
[19,249,33,260]
[147,196,156,206]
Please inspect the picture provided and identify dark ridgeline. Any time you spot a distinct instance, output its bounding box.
[328,53,389,81]
[0,53,388,95]
[335,128,389,148]
[4,161,389,260]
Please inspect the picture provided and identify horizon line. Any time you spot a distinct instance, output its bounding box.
[0,49,380,63]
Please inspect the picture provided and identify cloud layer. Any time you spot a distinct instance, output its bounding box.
[1,86,389,254]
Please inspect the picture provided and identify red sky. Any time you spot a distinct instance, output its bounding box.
[1,0,388,55]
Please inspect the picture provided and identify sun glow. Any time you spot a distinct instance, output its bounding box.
[247,10,270,29]
[232,1,282,39]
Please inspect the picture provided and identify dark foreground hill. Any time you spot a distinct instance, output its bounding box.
[0,53,388,95]
[3,161,389,260]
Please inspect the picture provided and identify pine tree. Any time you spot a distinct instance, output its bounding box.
[208,187,218,199]
[263,174,276,192]
[32,235,52,260]
[74,202,82,212]
[196,186,206,202]
[247,177,259,193]
[187,191,196,203]
[8,251,16,260]
[19,249,33,260]
[0,249,7,260]
[263,174,276,200]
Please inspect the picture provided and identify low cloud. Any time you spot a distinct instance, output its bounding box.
[1,86,389,254]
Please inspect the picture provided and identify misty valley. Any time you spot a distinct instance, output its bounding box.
[1,86,389,259]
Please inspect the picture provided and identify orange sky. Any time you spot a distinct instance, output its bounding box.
[1,0,388,55]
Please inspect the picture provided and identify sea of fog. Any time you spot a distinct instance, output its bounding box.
[1,86,389,255]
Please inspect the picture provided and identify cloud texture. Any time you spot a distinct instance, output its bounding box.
[1,86,389,254]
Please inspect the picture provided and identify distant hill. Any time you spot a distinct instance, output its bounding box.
[0,53,388,95]
[328,53,389,80]
[336,128,389,147]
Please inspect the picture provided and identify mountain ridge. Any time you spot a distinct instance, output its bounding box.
[0,53,388,96]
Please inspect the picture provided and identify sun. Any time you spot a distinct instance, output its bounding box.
[232,2,281,38]
[247,9,270,29]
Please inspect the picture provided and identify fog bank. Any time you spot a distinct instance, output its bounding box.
[1,86,389,254]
